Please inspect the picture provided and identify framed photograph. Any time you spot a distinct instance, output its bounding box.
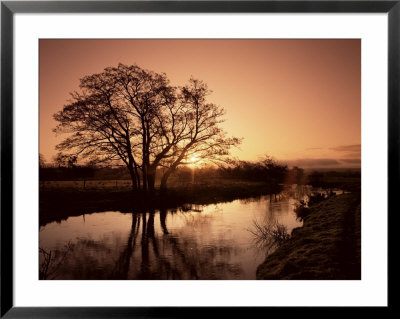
[1,0,395,317]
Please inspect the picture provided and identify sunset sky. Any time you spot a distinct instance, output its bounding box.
[40,39,360,168]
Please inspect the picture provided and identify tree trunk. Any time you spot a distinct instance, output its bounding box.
[160,170,173,190]
[141,129,149,192]
[159,145,192,190]
[142,165,148,191]
[128,167,138,191]
[147,166,157,191]
[147,172,156,191]
[133,166,141,190]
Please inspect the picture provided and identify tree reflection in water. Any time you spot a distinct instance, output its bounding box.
[39,190,312,280]
[55,209,243,280]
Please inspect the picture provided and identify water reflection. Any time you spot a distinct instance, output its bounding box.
[40,188,309,280]
[247,219,290,254]
[39,242,74,279]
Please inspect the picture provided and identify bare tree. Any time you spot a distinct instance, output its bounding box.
[54,64,240,191]
[156,78,241,189]
[54,64,169,190]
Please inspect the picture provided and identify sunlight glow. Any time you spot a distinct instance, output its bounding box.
[189,156,200,167]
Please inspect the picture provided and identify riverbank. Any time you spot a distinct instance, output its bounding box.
[40,180,280,226]
[256,193,361,279]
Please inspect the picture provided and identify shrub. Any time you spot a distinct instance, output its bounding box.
[294,200,311,221]
[248,219,290,253]
[307,192,326,206]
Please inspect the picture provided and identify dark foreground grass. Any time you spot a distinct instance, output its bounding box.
[256,193,361,279]
[40,180,278,226]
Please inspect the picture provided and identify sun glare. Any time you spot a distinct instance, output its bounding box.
[189,156,199,167]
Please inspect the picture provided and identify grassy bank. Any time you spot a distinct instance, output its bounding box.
[256,193,361,279]
[40,180,279,226]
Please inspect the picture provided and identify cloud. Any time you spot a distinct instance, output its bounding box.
[330,144,361,157]
[340,158,361,164]
[283,144,362,168]
[330,144,360,152]
[284,158,340,168]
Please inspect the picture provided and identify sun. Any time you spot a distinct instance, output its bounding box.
[189,156,199,167]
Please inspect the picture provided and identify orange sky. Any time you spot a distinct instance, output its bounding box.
[40,39,360,168]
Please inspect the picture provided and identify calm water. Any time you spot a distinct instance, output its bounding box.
[39,186,314,280]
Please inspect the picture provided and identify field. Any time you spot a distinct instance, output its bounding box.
[40,179,134,190]
[39,177,263,191]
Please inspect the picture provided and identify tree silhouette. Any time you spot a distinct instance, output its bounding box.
[157,78,241,189]
[39,153,46,168]
[52,152,77,168]
[54,64,240,191]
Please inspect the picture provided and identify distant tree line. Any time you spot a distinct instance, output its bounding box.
[306,169,361,191]
[218,156,288,193]
[220,156,287,182]
[39,153,288,191]
[40,149,359,191]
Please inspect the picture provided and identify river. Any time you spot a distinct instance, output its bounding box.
[39,186,318,280]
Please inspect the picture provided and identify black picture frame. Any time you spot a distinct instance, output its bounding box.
[1,0,396,317]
